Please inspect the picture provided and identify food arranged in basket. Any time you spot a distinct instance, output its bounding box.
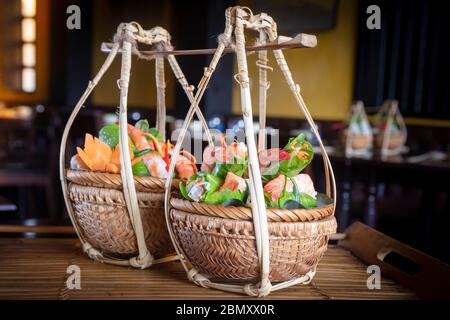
[70,119,197,180]
[179,133,332,209]
[374,100,407,152]
[164,6,338,295]
[341,101,373,154]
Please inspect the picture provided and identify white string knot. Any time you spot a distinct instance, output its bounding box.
[187,268,210,288]
[301,267,317,285]
[243,281,272,297]
[82,242,102,260]
[129,251,154,269]
[117,79,128,90]
[256,59,273,71]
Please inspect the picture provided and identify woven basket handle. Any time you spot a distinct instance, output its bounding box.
[59,45,120,252]
[262,26,336,204]
[59,23,212,268]
[165,6,333,297]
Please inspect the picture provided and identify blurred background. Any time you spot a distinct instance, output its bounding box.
[0,0,449,263]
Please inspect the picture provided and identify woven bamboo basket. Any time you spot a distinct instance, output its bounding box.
[164,7,337,296]
[341,101,373,155]
[342,131,372,150]
[59,23,213,268]
[375,133,405,149]
[374,100,407,155]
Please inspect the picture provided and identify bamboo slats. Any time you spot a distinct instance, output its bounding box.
[0,238,417,300]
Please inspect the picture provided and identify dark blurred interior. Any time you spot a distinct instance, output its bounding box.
[0,0,449,263]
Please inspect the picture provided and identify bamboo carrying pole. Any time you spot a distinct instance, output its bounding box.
[59,23,213,268]
[164,6,337,297]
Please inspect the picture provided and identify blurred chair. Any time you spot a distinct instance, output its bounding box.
[0,106,58,220]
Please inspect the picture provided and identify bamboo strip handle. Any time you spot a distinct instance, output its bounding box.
[117,26,152,266]
[234,6,271,293]
[257,31,268,152]
[155,55,166,139]
[59,43,120,246]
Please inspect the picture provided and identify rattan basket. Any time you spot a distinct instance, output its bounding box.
[342,131,372,150]
[342,101,373,155]
[170,198,336,282]
[164,6,337,296]
[65,170,172,257]
[375,133,405,149]
[374,100,407,155]
[59,23,212,268]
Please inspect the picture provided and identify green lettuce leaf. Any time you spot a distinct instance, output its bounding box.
[299,192,317,208]
[132,160,150,176]
[204,188,246,205]
[99,123,119,148]
[135,119,163,142]
[179,181,193,201]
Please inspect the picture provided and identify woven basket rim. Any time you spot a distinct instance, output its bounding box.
[171,209,337,238]
[65,169,174,192]
[170,196,334,222]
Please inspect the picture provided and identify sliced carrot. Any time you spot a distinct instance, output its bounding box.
[77,147,94,170]
[106,163,120,174]
[110,146,121,167]
[94,137,112,162]
[84,134,96,159]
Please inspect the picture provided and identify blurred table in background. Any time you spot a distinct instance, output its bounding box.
[313,148,450,264]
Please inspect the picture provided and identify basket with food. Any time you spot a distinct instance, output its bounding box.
[374,100,407,154]
[164,6,337,296]
[60,23,211,268]
[341,101,373,154]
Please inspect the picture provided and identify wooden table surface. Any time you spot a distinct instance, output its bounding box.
[0,238,417,300]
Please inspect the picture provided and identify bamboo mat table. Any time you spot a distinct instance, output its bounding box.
[0,234,419,300]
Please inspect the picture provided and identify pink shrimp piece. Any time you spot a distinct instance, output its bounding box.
[258,148,290,168]
[219,172,246,192]
[176,150,197,180]
[286,173,317,198]
[142,152,168,178]
[263,175,287,202]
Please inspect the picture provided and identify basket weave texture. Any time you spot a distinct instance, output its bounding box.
[66,169,173,257]
[170,197,337,282]
[375,133,404,149]
[342,132,372,150]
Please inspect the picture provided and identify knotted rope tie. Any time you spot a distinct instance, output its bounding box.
[129,250,154,269]
[244,281,273,297]
[117,79,128,90]
[187,268,210,288]
[301,267,317,285]
[256,59,274,72]
[82,242,103,261]
[113,23,174,62]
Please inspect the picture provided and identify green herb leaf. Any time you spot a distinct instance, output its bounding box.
[148,127,163,142]
[222,199,246,207]
[299,192,317,208]
[99,123,119,148]
[179,181,193,201]
[135,119,150,132]
[132,160,150,176]
[282,200,303,209]
[204,188,245,205]
[134,148,159,158]
[316,193,333,207]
